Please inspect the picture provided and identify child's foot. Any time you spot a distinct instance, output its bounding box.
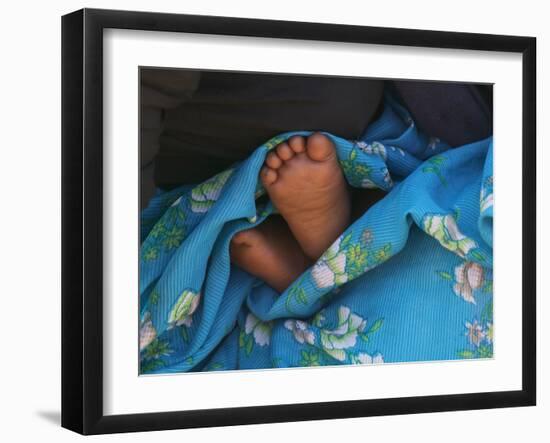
[230,216,312,293]
[261,133,351,260]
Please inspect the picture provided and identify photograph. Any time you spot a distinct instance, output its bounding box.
[60,7,536,434]
[138,69,495,374]
[2,0,547,440]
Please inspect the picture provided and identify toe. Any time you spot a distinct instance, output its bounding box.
[260,166,278,186]
[265,152,283,169]
[276,142,294,161]
[306,132,336,162]
[288,136,306,154]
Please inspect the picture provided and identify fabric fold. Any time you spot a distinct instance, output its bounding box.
[139,94,494,373]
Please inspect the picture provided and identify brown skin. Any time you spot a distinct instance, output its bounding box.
[230,133,384,293]
[230,215,312,293]
[260,133,351,261]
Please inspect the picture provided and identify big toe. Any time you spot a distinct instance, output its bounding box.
[306,132,336,162]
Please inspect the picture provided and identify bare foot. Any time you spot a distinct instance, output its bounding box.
[230,216,312,293]
[260,133,351,260]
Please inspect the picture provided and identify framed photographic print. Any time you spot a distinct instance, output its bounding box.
[61,8,536,435]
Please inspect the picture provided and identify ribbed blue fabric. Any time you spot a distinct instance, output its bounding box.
[139,93,494,373]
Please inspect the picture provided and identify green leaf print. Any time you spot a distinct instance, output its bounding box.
[454,206,461,222]
[339,148,373,187]
[422,156,448,186]
[207,362,223,370]
[142,245,159,261]
[312,229,394,291]
[180,326,189,343]
[347,244,368,271]
[367,318,384,334]
[428,156,445,166]
[142,204,188,258]
[340,232,353,250]
[358,317,384,343]
[149,221,167,239]
[477,344,493,358]
[296,288,308,305]
[239,330,255,357]
[437,271,453,280]
[457,349,475,359]
[264,135,286,150]
[374,244,392,263]
[480,299,493,324]
[162,226,185,249]
[299,349,321,366]
[149,290,160,305]
[285,277,308,314]
[238,330,245,348]
[245,335,253,356]
[143,339,172,360]
[167,289,201,328]
[141,359,166,373]
[164,205,186,224]
[470,250,486,263]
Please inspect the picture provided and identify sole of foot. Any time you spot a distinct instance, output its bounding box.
[260,133,351,260]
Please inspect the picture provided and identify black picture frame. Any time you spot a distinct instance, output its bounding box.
[61,8,536,435]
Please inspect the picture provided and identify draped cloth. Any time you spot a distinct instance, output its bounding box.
[139,94,494,373]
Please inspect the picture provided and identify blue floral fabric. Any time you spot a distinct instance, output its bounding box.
[139,94,494,374]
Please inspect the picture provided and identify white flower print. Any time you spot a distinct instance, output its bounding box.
[170,196,182,207]
[190,169,233,213]
[311,235,349,289]
[320,306,367,361]
[423,214,477,258]
[480,176,494,213]
[381,167,393,187]
[139,312,157,351]
[361,177,377,189]
[167,289,201,329]
[485,322,493,344]
[453,261,485,304]
[465,320,486,347]
[357,141,387,160]
[245,313,273,346]
[428,137,440,150]
[480,193,494,213]
[313,311,326,328]
[389,146,406,157]
[350,352,384,365]
[284,319,315,345]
